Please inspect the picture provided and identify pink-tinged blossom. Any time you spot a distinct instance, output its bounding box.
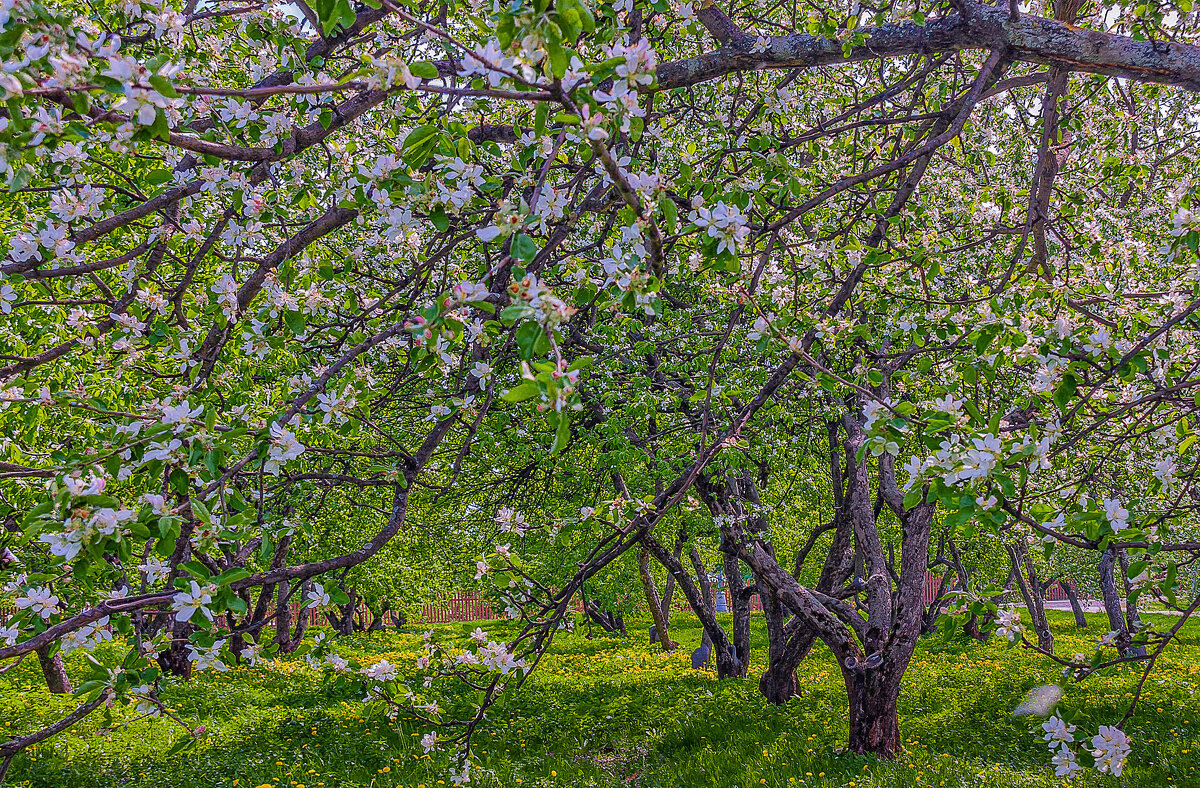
[362,659,398,682]
[688,201,750,256]
[265,424,304,474]
[1090,725,1131,776]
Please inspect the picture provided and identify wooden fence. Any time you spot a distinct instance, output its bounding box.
[0,573,1081,630]
[417,592,495,623]
[231,575,1091,632]
[921,574,1080,605]
[286,592,497,628]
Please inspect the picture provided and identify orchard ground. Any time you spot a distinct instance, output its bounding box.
[4,611,1198,788]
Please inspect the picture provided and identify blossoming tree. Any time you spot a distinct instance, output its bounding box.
[2,0,1200,782]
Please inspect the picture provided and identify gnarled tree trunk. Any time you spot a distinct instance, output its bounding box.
[156,619,193,680]
[273,578,313,654]
[845,668,902,757]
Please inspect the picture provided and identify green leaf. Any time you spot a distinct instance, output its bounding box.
[500,304,535,324]
[165,736,195,757]
[148,74,180,99]
[546,40,568,79]
[9,164,33,193]
[191,498,212,524]
[409,61,440,79]
[1053,373,1077,410]
[311,0,355,35]
[180,560,211,581]
[430,206,450,233]
[402,125,439,151]
[902,487,923,511]
[401,124,440,167]
[150,110,170,141]
[214,568,251,586]
[515,321,549,359]
[512,233,539,262]
[146,168,174,185]
[550,415,570,454]
[658,194,677,234]
[22,500,54,528]
[285,310,306,336]
[501,382,540,403]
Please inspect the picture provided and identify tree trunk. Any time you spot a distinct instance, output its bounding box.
[759,581,795,697]
[644,535,739,676]
[1098,546,1138,656]
[328,593,355,636]
[274,578,294,650]
[228,612,245,665]
[724,550,751,675]
[36,644,71,694]
[660,533,686,619]
[845,670,902,757]
[291,581,312,644]
[637,546,676,650]
[1060,580,1088,628]
[156,620,193,680]
[759,610,813,703]
[1008,542,1052,650]
[1117,549,1147,657]
[367,599,389,631]
[1021,548,1053,650]
[688,546,716,648]
[273,579,312,654]
[342,587,357,635]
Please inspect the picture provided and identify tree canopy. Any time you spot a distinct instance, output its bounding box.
[3,0,1200,782]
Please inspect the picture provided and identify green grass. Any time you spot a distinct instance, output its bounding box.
[3,611,1199,788]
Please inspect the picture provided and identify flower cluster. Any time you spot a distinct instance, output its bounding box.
[688,199,750,256]
[1042,716,1131,778]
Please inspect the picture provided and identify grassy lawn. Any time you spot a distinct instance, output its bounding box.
[3,610,1198,788]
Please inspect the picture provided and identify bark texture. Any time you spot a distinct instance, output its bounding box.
[36,644,71,694]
